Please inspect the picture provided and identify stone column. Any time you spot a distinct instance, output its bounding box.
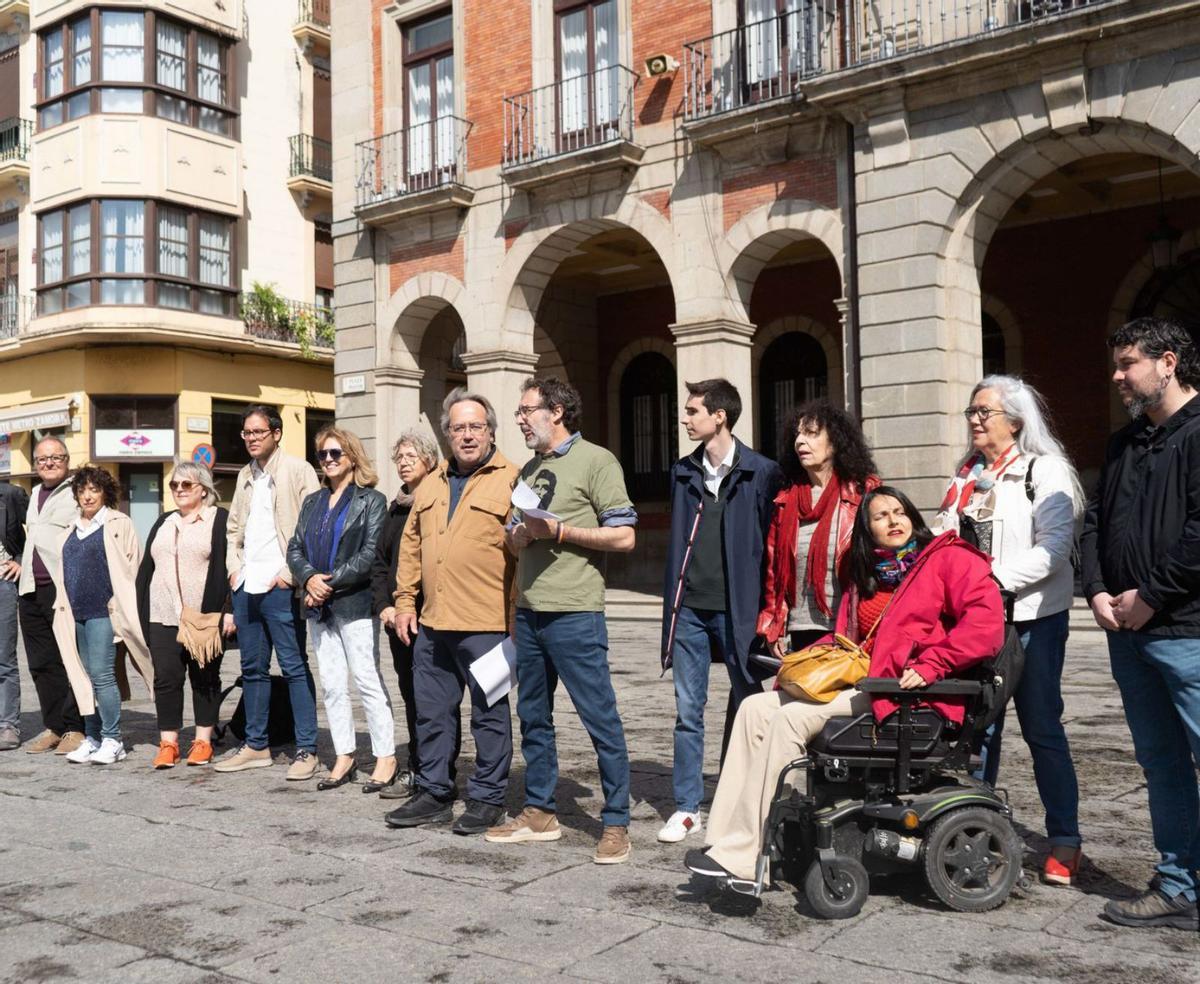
[461,349,541,462]
[670,319,756,449]
[373,366,425,498]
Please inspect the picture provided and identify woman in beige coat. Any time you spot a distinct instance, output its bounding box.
[49,466,153,765]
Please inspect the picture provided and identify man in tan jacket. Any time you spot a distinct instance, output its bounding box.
[386,388,517,835]
[216,405,321,780]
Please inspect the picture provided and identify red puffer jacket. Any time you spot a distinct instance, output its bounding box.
[829,531,1005,725]
[756,476,880,644]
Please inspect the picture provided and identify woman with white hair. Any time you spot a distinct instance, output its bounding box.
[136,461,234,768]
[933,374,1084,886]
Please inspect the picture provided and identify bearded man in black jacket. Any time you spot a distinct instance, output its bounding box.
[1081,316,1200,932]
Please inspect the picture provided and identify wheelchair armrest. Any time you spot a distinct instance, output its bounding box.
[855,677,984,697]
[748,652,783,673]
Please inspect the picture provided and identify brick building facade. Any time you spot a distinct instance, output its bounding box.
[332,0,1200,590]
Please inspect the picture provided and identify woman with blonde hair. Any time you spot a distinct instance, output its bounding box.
[136,461,234,768]
[287,425,396,791]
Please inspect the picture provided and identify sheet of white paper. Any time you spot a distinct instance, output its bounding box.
[468,637,518,708]
[511,480,561,522]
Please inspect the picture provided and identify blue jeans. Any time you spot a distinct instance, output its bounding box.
[76,617,120,743]
[515,609,630,826]
[1107,630,1200,902]
[671,607,762,813]
[975,610,1081,847]
[0,579,19,731]
[232,587,317,753]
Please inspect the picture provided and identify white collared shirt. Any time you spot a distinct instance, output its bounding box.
[702,442,736,498]
[74,506,109,540]
[240,461,285,593]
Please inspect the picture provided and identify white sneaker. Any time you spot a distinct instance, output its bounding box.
[89,738,127,765]
[66,737,101,764]
[657,810,703,843]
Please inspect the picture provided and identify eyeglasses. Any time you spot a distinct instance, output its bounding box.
[962,407,1007,422]
[449,422,489,436]
[318,448,345,463]
[513,404,547,420]
[241,428,274,440]
[168,480,197,492]
[34,454,68,466]
[395,453,421,465]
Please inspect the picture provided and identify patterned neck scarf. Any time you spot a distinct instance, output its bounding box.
[873,538,920,588]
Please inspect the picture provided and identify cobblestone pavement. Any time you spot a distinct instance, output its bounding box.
[2,613,1199,984]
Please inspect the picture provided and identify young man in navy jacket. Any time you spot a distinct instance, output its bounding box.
[659,379,782,844]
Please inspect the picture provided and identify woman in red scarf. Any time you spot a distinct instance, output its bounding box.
[757,401,880,657]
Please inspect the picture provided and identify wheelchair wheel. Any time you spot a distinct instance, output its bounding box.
[922,807,1023,913]
[803,855,869,919]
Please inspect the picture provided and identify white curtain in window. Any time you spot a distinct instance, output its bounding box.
[44,29,64,97]
[435,57,455,170]
[407,63,431,177]
[558,9,587,135]
[785,0,822,73]
[100,201,144,273]
[199,217,230,286]
[101,279,144,304]
[41,212,63,283]
[73,19,92,86]
[592,0,618,127]
[101,12,144,82]
[745,0,779,86]
[197,34,224,103]
[69,206,90,277]
[158,208,188,278]
[156,21,186,90]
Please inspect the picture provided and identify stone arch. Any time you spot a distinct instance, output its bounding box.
[721,200,845,324]
[751,315,842,456]
[980,293,1023,375]
[379,271,469,370]
[497,194,681,349]
[605,336,676,463]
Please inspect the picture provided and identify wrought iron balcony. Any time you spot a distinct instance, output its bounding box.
[684,1,1118,121]
[240,285,334,357]
[296,0,330,28]
[354,116,474,226]
[0,293,34,340]
[0,117,33,164]
[293,0,331,49]
[502,64,643,183]
[289,134,332,182]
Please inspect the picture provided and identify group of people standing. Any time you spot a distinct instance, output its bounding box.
[0,316,1196,930]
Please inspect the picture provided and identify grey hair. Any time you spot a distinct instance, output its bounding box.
[170,460,218,503]
[391,429,440,471]
[439,386,498,437]
[961,374,1085,514]
[33,434,69,457]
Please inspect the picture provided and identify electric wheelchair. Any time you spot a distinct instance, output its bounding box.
[731,649,1026,919]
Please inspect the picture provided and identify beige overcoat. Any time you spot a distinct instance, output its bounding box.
[49,510,154,716]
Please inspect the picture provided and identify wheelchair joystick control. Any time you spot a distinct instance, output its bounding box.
[866,829,921,862]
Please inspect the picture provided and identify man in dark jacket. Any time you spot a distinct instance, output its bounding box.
[0,479,29,750]
[1081,317,1200,932]
[658,379,782,845]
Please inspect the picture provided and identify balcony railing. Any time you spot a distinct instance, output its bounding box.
[289,133,332,183]
[0,117,33,164]
[503,64,638,169]
[355,116,470,208]
[296,0,330,28]
[240,286,334,355]
[684,1,1116,120]
[0,293,34,340]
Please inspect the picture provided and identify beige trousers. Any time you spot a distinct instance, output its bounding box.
[704,687,872,881]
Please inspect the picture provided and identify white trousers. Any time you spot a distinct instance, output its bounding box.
[312,616,396,758]
[705,687,871,882]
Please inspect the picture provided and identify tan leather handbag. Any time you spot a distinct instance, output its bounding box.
[777,606,889,703]
[172,526,223,666]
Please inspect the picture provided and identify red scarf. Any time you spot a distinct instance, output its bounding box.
[780,475,842,619]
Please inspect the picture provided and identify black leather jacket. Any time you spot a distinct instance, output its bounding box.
[287,484,387,621]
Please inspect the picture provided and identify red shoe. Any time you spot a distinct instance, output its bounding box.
[1043,848,1082,886]
[186,739,214,766]
[152,740,180,770]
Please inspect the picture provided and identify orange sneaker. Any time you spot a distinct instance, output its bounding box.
[1043,848,1082,886]
[186,739,213,766]
[152,740,180,770]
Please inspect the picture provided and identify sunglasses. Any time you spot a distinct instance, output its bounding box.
[318,448,345,463]
[168,480,197,492]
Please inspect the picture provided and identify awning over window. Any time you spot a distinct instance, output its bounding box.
[0,398,72,435]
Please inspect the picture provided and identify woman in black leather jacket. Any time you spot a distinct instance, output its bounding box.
[288,426,394,792]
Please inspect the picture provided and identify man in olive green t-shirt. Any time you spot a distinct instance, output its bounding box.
[485,376,637,865]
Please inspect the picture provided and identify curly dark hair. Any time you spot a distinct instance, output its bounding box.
[70,465,120,508]
[1108,317,1200,389]
[522,375,582,432]
[847,486,935,596]
[777,399,877,488]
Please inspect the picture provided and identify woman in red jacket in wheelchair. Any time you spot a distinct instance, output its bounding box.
[686,485,1005,886]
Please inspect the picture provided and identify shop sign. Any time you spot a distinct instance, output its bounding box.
[95,428,176,458]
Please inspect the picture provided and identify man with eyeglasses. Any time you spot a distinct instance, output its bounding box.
[216,405,321,780]
[486,376,637,865]
[17,436,85,754]
[385,388,518,834]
